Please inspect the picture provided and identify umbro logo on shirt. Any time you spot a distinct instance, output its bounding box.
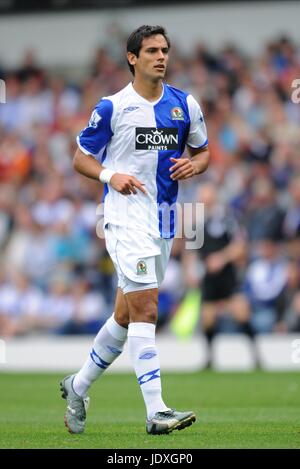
[135,128,179,151]
[123,106,140,112]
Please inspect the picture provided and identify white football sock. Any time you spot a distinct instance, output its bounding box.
[128,322,169,420]
[73,313,127,397]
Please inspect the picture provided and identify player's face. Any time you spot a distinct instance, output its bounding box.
[129,34,169,81]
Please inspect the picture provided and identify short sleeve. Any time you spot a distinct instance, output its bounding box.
[186,94,208,149]
[76,99,113,157]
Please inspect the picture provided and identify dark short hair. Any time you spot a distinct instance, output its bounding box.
[126,25,170,75]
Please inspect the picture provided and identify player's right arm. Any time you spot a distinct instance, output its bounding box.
[73,149,146,195]
[75,99,146,195]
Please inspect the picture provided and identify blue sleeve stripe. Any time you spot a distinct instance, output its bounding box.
[76,136,98,157]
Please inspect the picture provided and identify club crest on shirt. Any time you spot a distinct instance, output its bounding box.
[137,259,147,275]
[171,107,184,120]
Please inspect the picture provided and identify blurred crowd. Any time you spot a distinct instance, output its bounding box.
[1,27,300,339]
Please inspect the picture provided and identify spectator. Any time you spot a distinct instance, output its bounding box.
[183,182,251,342]
[283,174,300,261]
[58,278,107,335]
[246,177,285,243]
[0,270,43,338]
[243,238,288,333]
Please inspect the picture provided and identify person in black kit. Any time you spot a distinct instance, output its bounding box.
[183,182,251,342]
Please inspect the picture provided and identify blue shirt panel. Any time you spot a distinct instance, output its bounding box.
[154,85,191,237]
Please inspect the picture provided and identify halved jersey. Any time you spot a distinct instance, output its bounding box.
[77,82,208,239]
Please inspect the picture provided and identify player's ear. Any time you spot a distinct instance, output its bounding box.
[127,52,137,67]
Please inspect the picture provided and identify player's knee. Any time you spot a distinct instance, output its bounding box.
[139,306,157,324]
[126,289,158,324]
[114,309,129,328]
[132,301,158,323]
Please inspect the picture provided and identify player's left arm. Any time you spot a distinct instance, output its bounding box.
[169,94,209,181]
[169,145,210,181]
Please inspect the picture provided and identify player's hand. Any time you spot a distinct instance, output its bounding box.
[169,157,196,180]
[110,173,147,195]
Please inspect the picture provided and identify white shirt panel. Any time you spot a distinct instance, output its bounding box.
[186,94,208,148]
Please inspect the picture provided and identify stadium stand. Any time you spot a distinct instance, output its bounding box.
[0,31,300,350]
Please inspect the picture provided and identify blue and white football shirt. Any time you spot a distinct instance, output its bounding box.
[77,82,208,239]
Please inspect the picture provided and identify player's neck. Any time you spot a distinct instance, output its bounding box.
[132,78,163,103]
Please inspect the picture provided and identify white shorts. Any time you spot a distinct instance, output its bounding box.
[104,224,173,294]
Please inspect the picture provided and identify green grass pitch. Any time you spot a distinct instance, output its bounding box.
[0,371,299,449]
